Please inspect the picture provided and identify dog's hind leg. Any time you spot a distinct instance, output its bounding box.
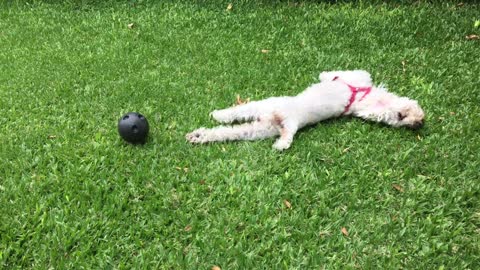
[210,102,264,124]
[210,97,287,124]
[186,118,278,144]
[271,113,299,151]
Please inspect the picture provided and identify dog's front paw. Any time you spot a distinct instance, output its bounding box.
[273,139,292,151]
[210,110,233,124]
[186,128,208,144]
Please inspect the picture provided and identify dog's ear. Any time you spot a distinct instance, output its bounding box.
[398,105,410,117]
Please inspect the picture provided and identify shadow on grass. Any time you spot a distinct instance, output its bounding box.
[298,116,427,136]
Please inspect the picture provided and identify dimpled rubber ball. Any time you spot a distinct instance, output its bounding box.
[118,112,149,144]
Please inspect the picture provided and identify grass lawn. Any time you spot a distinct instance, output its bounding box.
[1,0,479,268]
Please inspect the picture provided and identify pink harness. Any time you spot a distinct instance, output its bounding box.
[333,76,372,114]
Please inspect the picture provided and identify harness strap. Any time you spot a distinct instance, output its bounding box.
[332,76,372,114]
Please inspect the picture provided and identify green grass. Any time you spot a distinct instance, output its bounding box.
[1,0,479,268]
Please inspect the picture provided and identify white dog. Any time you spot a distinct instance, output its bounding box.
[186,70,424,150]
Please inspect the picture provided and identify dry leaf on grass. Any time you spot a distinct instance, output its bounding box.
[392,184,404,192]
[236,95,250,105]
[466,34,479,40]
[212,266,221,270]
[261,49,270,53]
[127,23,135,29]
[342,147,350,153]
[341,227,349,236]
[226,3,233,11]
[47,135,57,139]
[319,230,331,237]
[184,225,192,232]
[284,200,292,209]
[175,167,189,173]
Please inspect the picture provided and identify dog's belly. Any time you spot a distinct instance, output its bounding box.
[293,86,351,127]
[296,104,343,127]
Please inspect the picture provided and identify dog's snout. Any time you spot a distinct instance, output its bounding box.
[410,120,424,130]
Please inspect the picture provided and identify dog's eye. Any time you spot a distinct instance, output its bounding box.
[397,112,406,121]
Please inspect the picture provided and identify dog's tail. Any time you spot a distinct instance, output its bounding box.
[319,70,372,87]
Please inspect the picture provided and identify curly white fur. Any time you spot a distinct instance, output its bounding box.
[186,70,424,150]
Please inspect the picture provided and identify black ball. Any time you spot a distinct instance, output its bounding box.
[118,112,149,144]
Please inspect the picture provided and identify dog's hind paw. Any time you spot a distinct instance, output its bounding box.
[273,139,292,151]
[210,110,234,124]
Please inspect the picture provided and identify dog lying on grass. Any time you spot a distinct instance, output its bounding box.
[186,70,424,150]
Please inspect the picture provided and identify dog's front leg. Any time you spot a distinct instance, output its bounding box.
[186,119,279,144]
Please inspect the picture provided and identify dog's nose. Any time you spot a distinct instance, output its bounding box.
[410,120,424,130]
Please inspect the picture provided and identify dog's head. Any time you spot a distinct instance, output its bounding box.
[389,98,425,129]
